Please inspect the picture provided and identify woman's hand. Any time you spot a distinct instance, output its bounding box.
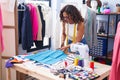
[60,45,70,52]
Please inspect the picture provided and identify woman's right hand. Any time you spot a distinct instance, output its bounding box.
[60,45,70,52]
[60,46,68,52]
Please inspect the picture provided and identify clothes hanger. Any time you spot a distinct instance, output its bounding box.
[18,3,26,11]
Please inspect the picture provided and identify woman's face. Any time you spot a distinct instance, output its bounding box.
[63,12,74,24]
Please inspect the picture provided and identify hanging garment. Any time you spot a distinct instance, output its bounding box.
[29,5,46,51]
[35,5,42,41]
[84,7,98,48]
[18,4,24,44]
[37,5,45,39]
[109,22,120,80]
[0,6,4,53]
[21,5,33,50]
[42,6,52,38]
[27,4,39,40]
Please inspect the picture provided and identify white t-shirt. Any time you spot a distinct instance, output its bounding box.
[65,24,77,41]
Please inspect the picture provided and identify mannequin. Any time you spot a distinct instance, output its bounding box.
[80,0,98,48]
[91,0,98,12]
[86,0,102,8]
[81,0,87,18]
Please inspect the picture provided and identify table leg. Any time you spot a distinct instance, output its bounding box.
[6,68,11,80]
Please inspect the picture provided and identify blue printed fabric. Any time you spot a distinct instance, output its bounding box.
[25,50,67,65]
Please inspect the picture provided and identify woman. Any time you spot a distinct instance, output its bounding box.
[60,5,86,52]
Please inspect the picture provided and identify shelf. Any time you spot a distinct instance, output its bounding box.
[97,34,115,38]
[96,12,120,15]
[91,12,120,62]
[89,54,106,59]
[97,33,107,37]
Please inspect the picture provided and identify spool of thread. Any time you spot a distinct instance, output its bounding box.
[98,6,101,13]
[90,61,94,70]
[64,61,68,67]
[74,58,79,66]
[78,59,84,67]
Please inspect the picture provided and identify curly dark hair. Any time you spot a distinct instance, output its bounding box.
[60,5,84,23]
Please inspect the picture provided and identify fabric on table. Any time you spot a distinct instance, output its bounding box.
[25,50,51,60]
[25,50,67,65]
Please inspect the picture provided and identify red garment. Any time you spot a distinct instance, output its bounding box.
[0,6,4,53]
[109,22,120,80]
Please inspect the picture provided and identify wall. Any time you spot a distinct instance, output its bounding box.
[100,0,119,12]
[0,0,18,80]
[51,0,64,50]
[63,0,119,12]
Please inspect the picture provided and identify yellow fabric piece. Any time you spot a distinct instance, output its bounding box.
[72,24,76,43]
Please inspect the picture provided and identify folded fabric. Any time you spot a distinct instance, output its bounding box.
[5,57,24,68]
[5,59,13,68]
[46,54,67,64]
[50,50,65,58]
[31,50,55,61]
[25,50,51,60]
[25,50,67,65]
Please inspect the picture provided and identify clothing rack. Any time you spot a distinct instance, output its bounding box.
[25,0,51,7]
[17,3,26,11]
[17,0,52,52]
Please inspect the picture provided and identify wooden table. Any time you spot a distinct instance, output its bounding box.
[6,61,111,80]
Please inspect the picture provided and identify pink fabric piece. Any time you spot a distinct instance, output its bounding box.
[0,6,4,53]
[109,22,120,80]
[27,4,38,40]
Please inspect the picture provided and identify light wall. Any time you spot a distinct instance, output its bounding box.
[63,0,119,12]
[100,0,119,12]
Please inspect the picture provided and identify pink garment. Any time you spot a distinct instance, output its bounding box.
[109,22,120,80]
[27,4,38,40]
[0,6,4,53]
[35,5,42,41]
